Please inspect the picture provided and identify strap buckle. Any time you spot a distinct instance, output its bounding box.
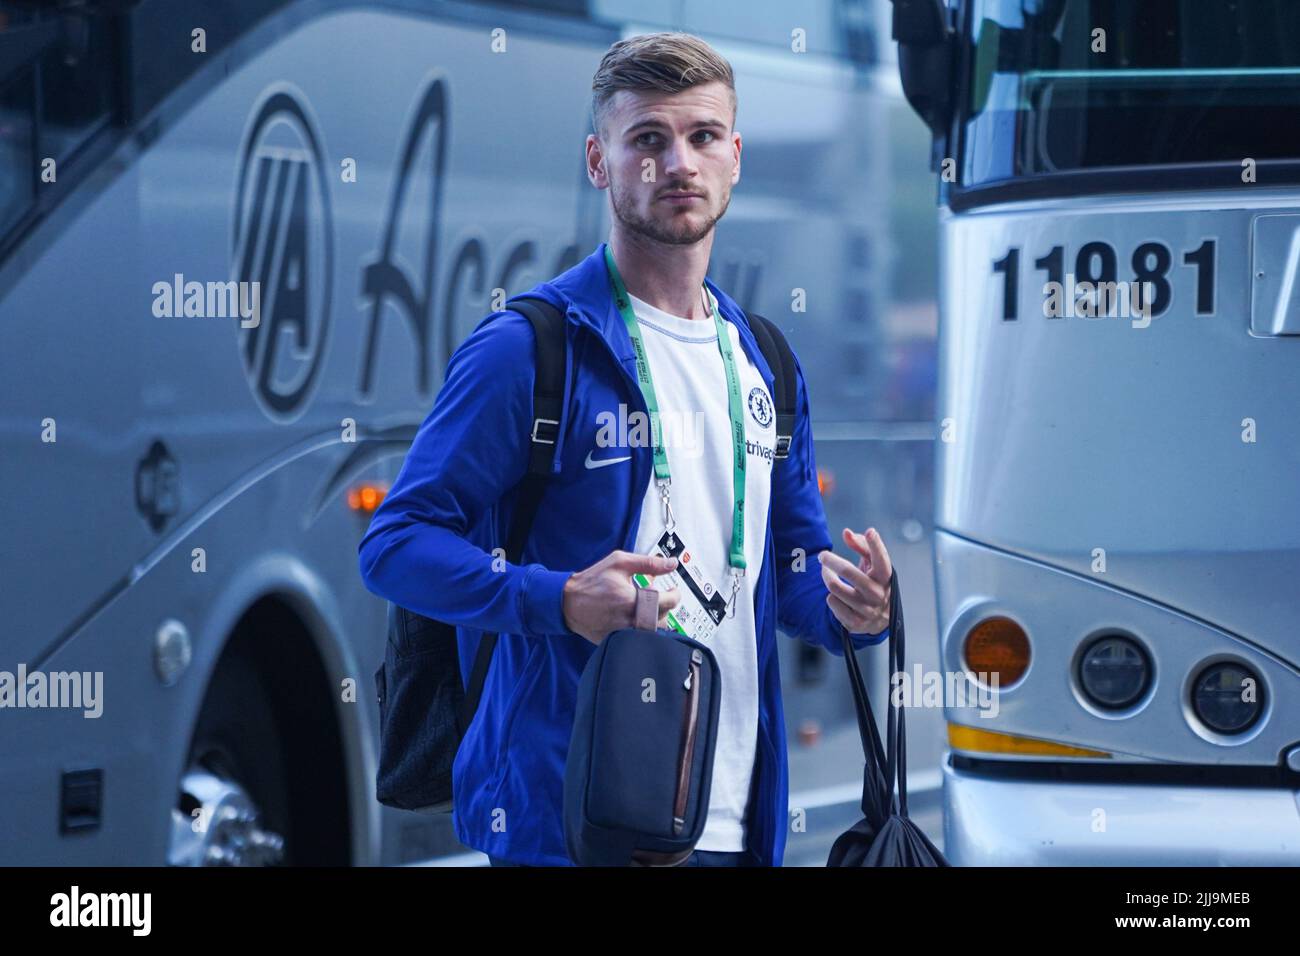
[530,417,559,445]
[774,434,791,459]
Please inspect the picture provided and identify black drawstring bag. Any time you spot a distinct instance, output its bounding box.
[828,567,950,867]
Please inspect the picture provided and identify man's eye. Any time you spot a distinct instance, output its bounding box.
[633,130,718,148]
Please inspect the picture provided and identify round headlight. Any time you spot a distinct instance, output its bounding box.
[1192,662,1264,734]
[1078,634,1150,709]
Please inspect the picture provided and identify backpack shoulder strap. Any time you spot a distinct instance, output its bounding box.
[457,295,567,732]
[745,311,797,461]
[505,295,567,480]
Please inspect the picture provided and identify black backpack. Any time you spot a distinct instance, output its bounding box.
[373,295,800,813]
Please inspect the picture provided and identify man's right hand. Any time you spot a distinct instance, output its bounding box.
[561,550,682,644]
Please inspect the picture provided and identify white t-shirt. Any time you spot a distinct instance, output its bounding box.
[625,288,777,853]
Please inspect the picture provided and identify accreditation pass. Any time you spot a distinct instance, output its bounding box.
[631,530,729,641]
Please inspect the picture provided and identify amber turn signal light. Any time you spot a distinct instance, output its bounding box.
[948,723,1110,758]
[963,616,1030,686]
[348,483,388,512]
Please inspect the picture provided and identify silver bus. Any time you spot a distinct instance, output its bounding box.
[892,0,1300,864]
[0,0,938,864]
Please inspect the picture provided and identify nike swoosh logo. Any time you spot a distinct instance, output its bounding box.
[584,449,632,469]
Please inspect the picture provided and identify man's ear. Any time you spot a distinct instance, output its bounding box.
[731,130,742,184]
[586,134,608,189]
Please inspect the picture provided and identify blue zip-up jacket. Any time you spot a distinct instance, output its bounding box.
[358,242,887,865]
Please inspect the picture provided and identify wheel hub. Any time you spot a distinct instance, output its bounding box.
[168,765,286,866]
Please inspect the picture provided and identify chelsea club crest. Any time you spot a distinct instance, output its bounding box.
[748,386,774,428]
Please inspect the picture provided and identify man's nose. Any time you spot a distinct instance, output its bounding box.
[660,136,698,180]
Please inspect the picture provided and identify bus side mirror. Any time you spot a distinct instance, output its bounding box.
[890,0,954,147]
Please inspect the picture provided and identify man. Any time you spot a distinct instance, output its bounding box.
[358,32,892,867]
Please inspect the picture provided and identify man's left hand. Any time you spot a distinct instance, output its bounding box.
[818,527,892,636]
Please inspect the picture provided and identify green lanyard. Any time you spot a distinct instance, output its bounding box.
[604,245,748,609]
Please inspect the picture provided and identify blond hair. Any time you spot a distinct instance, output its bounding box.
[591,32,736,139]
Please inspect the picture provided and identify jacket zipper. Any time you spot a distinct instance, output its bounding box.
[672,647,703,835]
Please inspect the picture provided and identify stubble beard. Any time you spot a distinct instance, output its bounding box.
[609,178,732,247]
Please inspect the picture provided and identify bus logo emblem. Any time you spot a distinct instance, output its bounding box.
[232,87,334,422]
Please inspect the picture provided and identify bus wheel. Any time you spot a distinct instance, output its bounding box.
[168,655,289,865]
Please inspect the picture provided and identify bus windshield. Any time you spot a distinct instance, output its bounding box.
[958,0,1300,189]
